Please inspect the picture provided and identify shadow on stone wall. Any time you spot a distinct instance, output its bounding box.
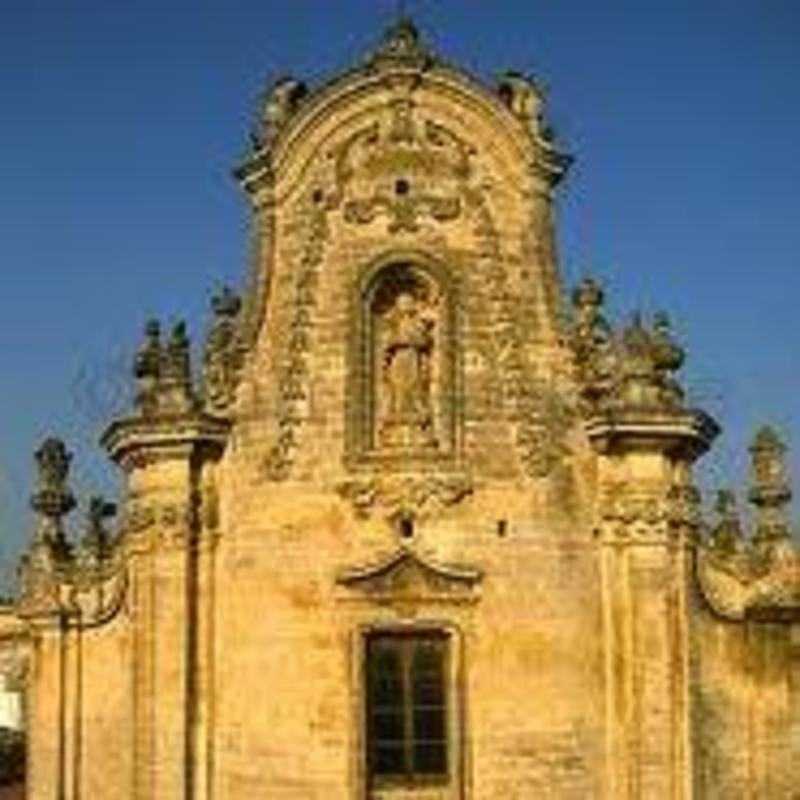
[0,728,25,790]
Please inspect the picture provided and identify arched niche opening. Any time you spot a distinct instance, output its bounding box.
[347,257,459,467]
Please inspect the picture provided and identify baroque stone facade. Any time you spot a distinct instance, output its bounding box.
[4,18,799,800]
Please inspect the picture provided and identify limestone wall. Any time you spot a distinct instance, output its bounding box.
[692,604,799,799]
[210,481,605,798]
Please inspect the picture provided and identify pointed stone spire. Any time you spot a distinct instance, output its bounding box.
[749,425,792,549]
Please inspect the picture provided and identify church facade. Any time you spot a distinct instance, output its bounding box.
[5,19,799,799]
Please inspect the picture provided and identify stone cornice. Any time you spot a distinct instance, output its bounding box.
[0,609,26,642]
[101,412,231,470]
[586,407,720,460]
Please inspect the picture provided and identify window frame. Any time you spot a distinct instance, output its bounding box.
[355,622,464,796]
[366,631,450,787]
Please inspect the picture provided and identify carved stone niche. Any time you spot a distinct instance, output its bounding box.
[346,255,460,470]
[335,546,482,605]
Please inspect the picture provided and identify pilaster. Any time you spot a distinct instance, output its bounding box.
[103,413,228,800]
[588,408,717,800]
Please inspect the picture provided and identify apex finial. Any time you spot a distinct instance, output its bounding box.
[370,13,431,68]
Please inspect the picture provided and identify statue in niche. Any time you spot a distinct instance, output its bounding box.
[374,271,438,450]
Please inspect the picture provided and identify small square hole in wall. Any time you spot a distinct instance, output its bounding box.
[497,519,508,537]
[398,516,415,539]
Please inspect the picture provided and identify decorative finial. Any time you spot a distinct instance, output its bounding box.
[369,13,431,68]
[204,287,244,414]
[31,438,75,519]
[134,319,162,415]
[614,312,685,410]
[571,277,604,312]
[710,489,744,553]
[81,496,117,560]
[650,311,685,375]
[261,77,308,145]
[160,321,195,412]
[569,277,614,414]
[211,286,242,319]
[749,425,792,548]
[497,72,543,126]
[30,437,76,551]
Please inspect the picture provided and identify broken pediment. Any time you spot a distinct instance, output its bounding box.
[336,546,482,603]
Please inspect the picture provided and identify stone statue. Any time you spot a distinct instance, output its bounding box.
[378,292,436,449]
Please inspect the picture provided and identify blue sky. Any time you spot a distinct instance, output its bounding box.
[0,0,798,570]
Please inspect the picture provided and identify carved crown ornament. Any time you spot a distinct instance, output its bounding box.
[335,545,483,604]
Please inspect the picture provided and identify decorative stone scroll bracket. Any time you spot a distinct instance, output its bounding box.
[698,425,799,622]
[335,545,483,605]
[17,550,130,630]
[697,547,800,623]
